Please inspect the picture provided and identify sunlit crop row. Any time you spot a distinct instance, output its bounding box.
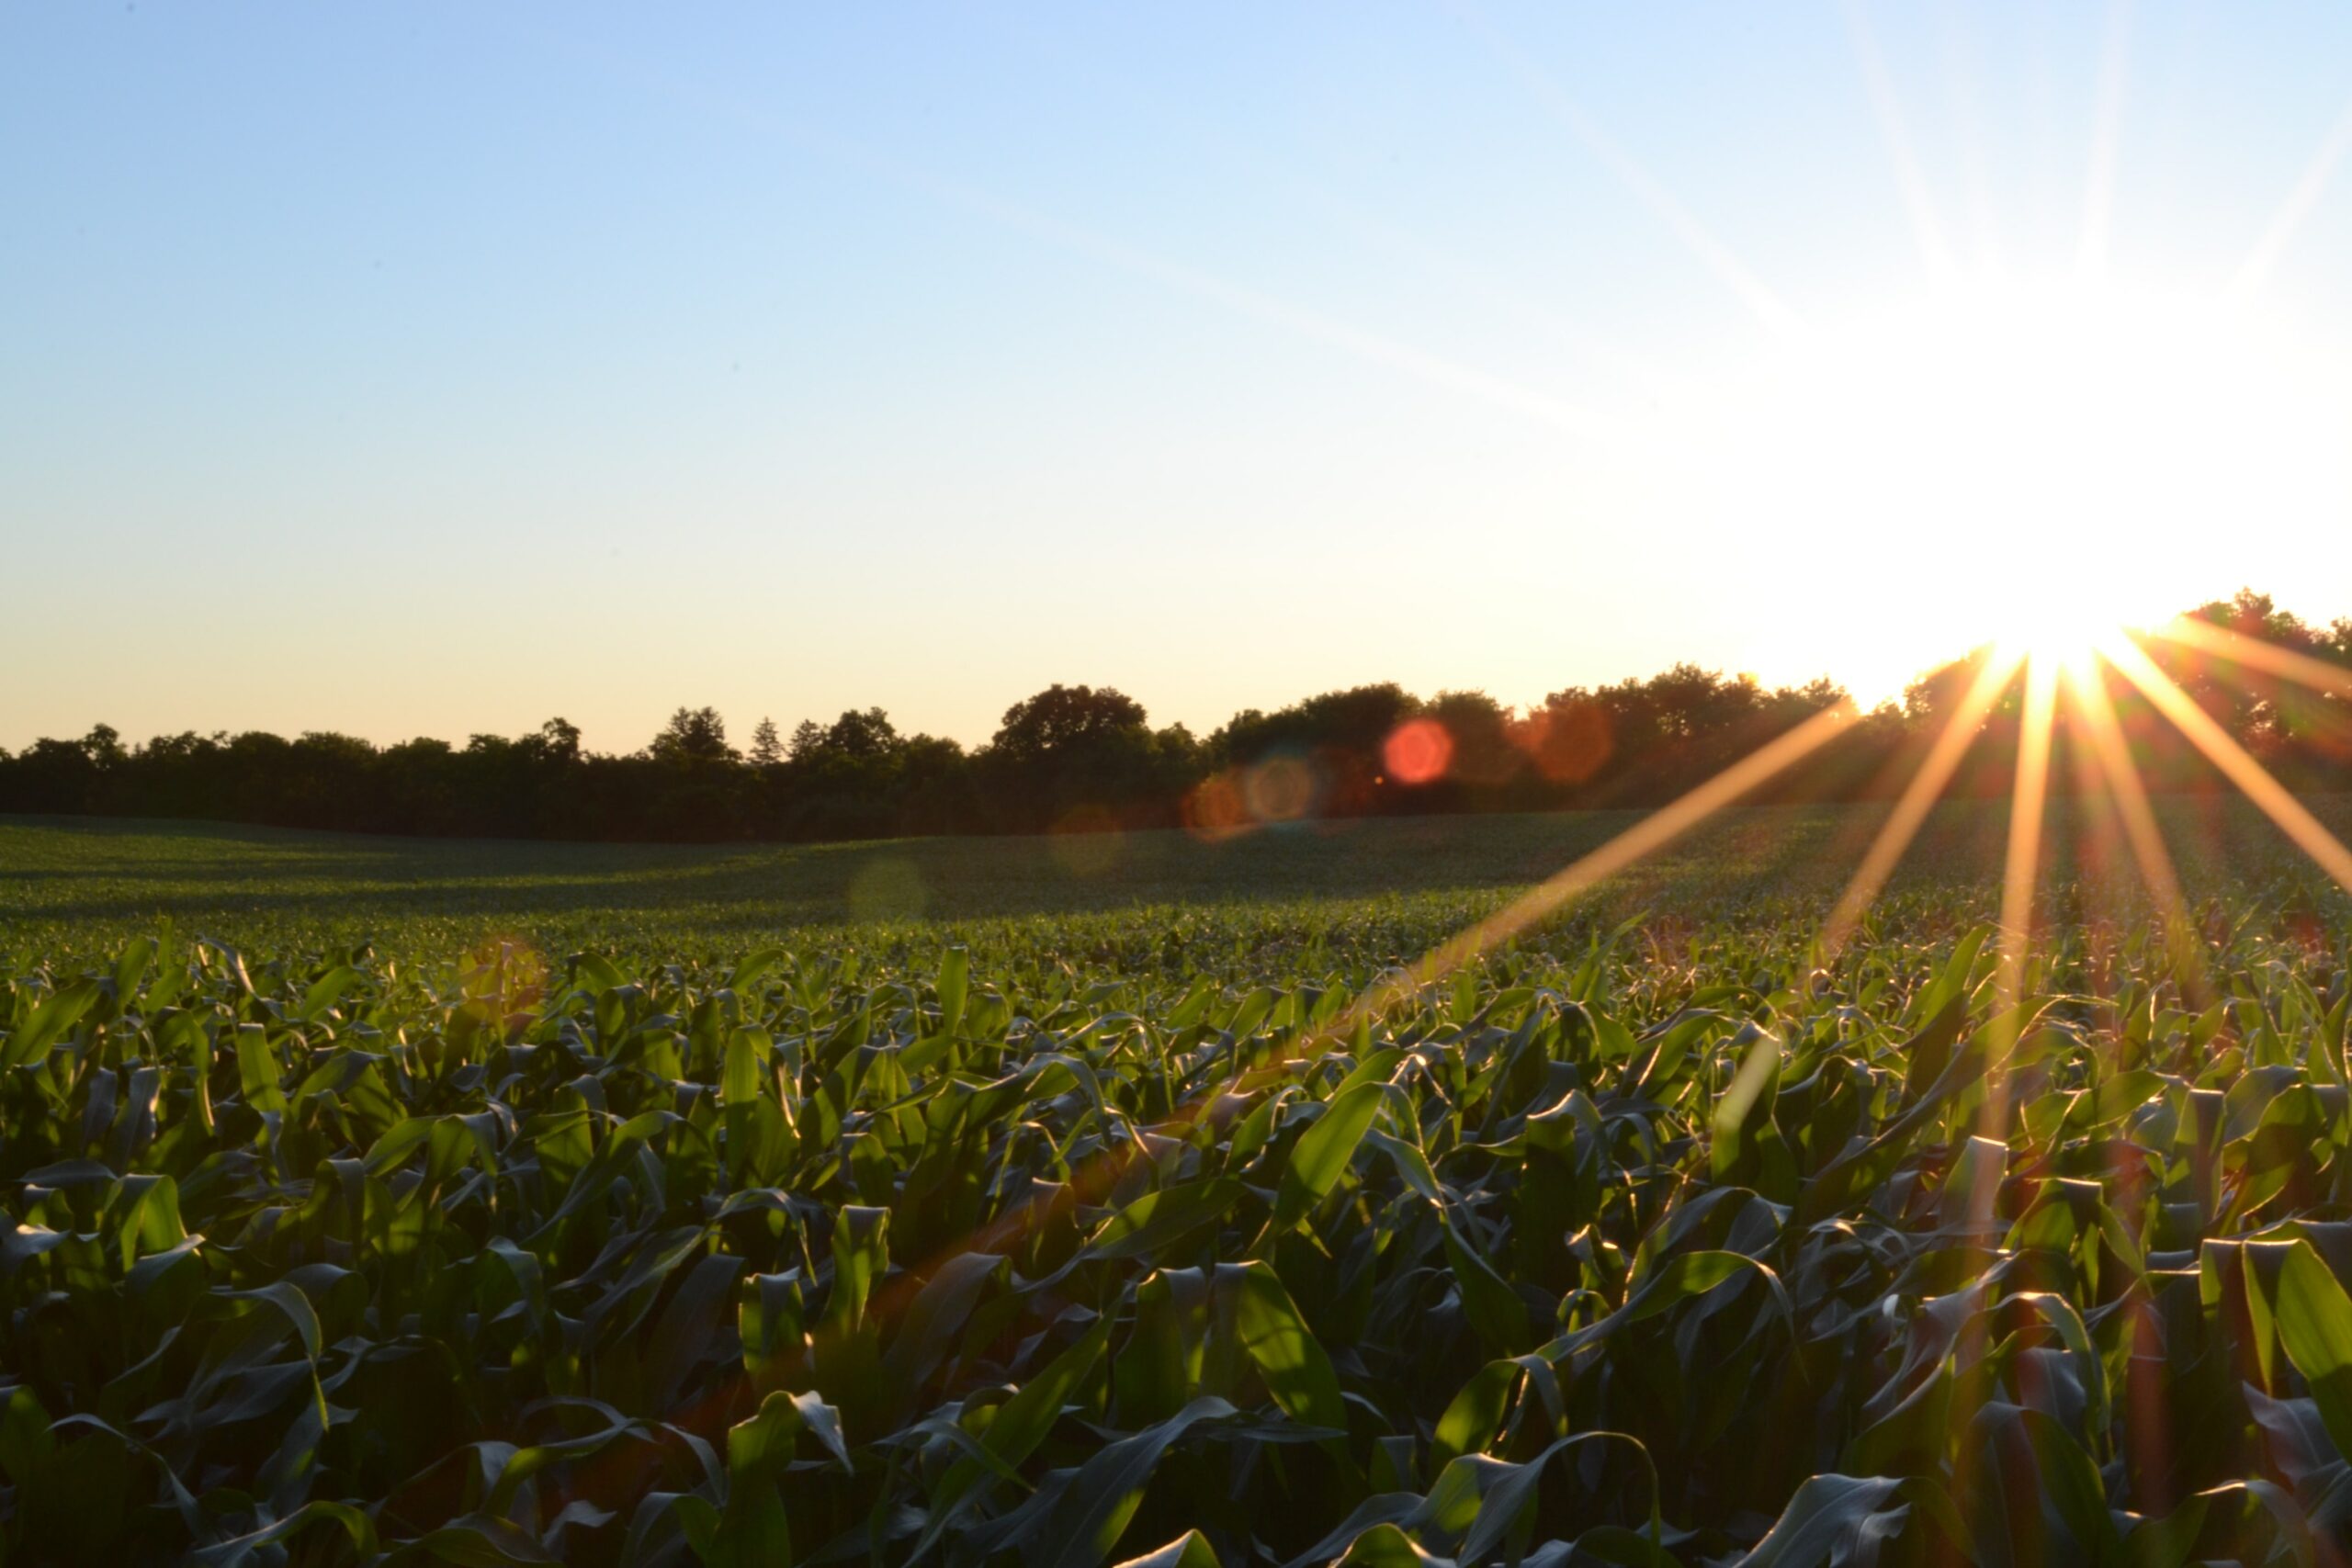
[0,870,2347,1563]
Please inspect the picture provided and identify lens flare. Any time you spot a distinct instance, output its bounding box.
[1049,806,1125,875]
[1241,754,1321,823]
[1515,699,1614,784]
[1383,718,1453,785]
[1181,772,1251,841]
[846,856,927,921]
[459,934,548,1043]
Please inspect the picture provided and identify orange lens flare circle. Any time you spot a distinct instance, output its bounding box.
[1383,718,1453,785]
[1181,773,1251,840]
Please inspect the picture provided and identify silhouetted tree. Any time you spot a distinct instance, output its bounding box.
[1210,683,1420,771]
[1424,690,1520,790]
[3,588,2345,844]
[989,685,1148,763]
[985,684,1177,831]
[817,707,901,761]
[650,706,735,764]
[84,724,127,770]
[750,717,784,768]
[537,717,582,764]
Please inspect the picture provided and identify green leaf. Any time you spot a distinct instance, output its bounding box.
[1268,1081,1386,1238]
[110,937,155,1012]
[937,945,971,1038]
[1027,1397,1236,1568]
[1230,1261,1347,1431]
[1430,1360,1518,1470]
[1089,1178,1247,1261]
[1111,1529,1220,1568]
[822,1204,889,1336]
[2267,1239,2352,1461]
[1330,1524,1444,1566]
[1710,1026,1785,1190]
[1739,1472,1966,1567]
[918,1314,1114,1558]
[236,1025,288,1114]
[191,1499,379,1566]
[1448,1431,1662,1564]
[712,1390,799,1568]
[295,964,364,1024]
[1442,1219,1532,1352]
[2,978,99,1068]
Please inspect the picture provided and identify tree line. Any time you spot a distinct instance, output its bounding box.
[5,591,2346,844]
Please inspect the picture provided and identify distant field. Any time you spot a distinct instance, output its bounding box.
[7,799,2352,1563]
[5,795,2346,973]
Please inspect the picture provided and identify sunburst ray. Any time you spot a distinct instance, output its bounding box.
[2074,0,2135,281]
[1820,647,2025,956]
[2064,654,2211,1004]
[1451,0,1808,343]
[2144,615,2352,699]
[1370,700,1858,999]
[1975,654,2061,1155]
[2103,634,2352,894]
[1842,0,1960,287]
[2224,95,2352,310]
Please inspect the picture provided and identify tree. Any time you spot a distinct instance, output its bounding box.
[1424,690,1520,786]
[749,717,784,767]
[2189,587,2315,647]
[83,724,126,770]
[3,583,2346,842]
[1153,722,1200,774]
[1904,646,2003,723]
[537,717,582,764]
[1202,683,1425,818]
[989,685,1148,763]
[650,706,736,764]
[985,684,1166,830]
[820,707,901,761]
[780,709,905,768]
[4,737,102,811]
[1209,683,1419,769]
[1521,688,1614,785]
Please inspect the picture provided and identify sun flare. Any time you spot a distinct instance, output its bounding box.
[1983,589,2127,681]
[1649,278,2352,700]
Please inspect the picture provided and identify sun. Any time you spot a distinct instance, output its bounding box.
[1979,575,2129,680]
[1653,277,2350,701]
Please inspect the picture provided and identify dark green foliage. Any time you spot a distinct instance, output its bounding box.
[0,857,2348,1563]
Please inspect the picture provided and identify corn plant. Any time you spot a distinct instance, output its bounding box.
[0,891,2348,1564]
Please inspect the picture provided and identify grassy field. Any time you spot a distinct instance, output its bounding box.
[6,794,2346,970]
[4,802,2352,1565]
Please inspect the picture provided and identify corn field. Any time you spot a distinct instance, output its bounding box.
[2,887,2350,1565]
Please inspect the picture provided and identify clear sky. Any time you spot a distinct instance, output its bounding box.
[9,3,2352,755]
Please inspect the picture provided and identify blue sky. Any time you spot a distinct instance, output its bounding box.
[9,3,2352,753]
